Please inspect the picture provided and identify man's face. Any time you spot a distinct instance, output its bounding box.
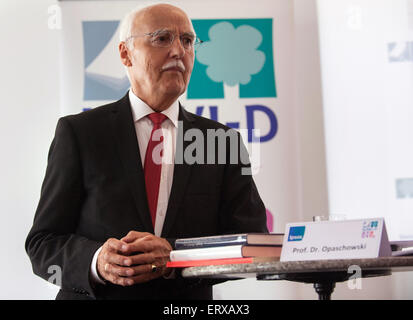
[121,6,195,109]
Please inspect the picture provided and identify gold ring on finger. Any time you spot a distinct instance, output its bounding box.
[151,264,157,273]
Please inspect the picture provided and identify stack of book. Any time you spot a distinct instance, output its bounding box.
[167,233,284,268]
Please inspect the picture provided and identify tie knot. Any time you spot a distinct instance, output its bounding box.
[148,112,167,126]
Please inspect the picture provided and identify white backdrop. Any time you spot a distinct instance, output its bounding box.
[317,0,413,242]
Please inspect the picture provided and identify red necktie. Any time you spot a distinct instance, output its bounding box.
[144,112,167,227]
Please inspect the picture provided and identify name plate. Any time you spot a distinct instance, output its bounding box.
[280,218,392,261]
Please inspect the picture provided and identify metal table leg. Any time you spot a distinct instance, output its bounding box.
[257,269,390,300]
[313,282,336,300]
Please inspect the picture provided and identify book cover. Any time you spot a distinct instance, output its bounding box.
[242,245,282,257]
[175,233,284,250]
[166,256,280,268]
[170,244,283,261]
[167,257,254,268]
[170,245,243,261]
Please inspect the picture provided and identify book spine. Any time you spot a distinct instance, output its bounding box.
[166,257,254,268]
[170,245,243,261]
[175,235,247,250]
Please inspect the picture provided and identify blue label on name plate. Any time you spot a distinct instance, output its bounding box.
[288,226,306,241]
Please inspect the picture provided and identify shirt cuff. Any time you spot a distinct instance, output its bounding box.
[90,246,106,285]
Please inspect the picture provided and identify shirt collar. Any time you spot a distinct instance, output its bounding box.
[128,89,179,128]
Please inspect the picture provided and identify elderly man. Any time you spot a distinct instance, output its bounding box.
[26,4,267,300]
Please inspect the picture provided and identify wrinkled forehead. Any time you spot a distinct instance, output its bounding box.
[132,6,194,35]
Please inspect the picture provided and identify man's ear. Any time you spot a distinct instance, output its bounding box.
[119,42,132,67]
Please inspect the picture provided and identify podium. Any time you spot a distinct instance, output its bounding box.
[182,256,413,300]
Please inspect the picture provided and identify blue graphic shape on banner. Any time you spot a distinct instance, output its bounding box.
[83,21,130,101]
[246,105,278,142]
[396,178,413,198]
[388,42,413,62]
[188,19,276,99]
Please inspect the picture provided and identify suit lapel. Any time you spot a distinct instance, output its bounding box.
[161,104,195,238]
[111,93,154,233]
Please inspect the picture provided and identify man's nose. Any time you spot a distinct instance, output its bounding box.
[169,36,186,58]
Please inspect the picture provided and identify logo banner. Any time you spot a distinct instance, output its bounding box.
[59,0,299,234]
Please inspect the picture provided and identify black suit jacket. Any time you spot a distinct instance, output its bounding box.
[25,92,267,300]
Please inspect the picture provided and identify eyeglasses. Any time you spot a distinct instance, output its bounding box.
[126,29,203,51]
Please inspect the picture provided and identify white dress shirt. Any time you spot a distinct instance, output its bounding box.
[90,89,179,284]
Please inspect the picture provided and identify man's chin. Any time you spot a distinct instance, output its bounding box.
[160,84,185,98]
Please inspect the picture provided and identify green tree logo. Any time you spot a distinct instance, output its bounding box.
[196,22,265,86]
[188,19,276,99]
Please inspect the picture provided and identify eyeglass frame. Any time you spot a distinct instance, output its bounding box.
[124,29,203,50]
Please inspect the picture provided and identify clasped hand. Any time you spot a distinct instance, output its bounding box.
[97,231,172,286]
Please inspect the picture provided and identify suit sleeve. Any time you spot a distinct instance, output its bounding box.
[25,117,103,298]
[218,131,268,234]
